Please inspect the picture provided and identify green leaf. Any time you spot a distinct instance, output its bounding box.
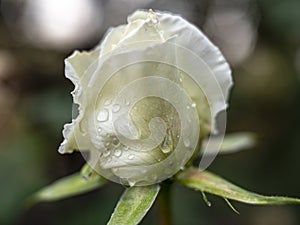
[107,185,160,225]
[176,167,300,206]
[80,163,95,178]
[27,166,107,206]
[201,132,256,155]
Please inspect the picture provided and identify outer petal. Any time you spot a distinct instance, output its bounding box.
[58,50,100,153]
[154,10,233,132]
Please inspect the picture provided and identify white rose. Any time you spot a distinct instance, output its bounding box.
[58,9,232,186]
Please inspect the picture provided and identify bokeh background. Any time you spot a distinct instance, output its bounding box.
[0,0,299,224]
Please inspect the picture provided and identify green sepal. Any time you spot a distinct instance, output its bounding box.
[107,185,160,225]
[176,167,300,207]
[26,164,107,206]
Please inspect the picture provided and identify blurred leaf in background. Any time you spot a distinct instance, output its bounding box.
[0,132,48,224]
[0,0,299,224]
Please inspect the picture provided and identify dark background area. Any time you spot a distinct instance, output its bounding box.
[0,0,299,224]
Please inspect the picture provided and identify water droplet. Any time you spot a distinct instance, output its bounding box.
[104,99,112,106]
[180,166,185,170]
[112,137,119,146]
[179,77,183,82]
[114,149,122,157]
[128,180,136,187]
[97,127,102,133]
[97,109,109,122]
[105,142,110,147]
[112,104,121,113]
[191,102,196,108]
[159,141,173,153]
[124,98,130,106]
[160,129,173,154]
[79,121,87,136]
[103,150,110,157]
[183,138,190,147]
[186,105,191,109]
[128,154,135,160]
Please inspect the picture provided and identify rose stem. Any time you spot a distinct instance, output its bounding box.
[157,180,173,225]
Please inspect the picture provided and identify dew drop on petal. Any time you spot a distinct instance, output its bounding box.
[183,138,190,147]
[191,102,196,108]
[161,145,172,154]
[97,109,109,122]
[104,99,112,106]
[128,180,136,187]
[79,121,87,136]
[114,149,122,157]
[112,104,121,113]
[112,137,119,146]
[128,154,135,160]
[160,129,173,154]
[103,150,111,157]
[124,99,130,106]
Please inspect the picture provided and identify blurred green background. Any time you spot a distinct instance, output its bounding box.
[0,0,299,224]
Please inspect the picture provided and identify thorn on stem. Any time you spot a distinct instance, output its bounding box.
[224,198,240,214]
[201,191,212,207]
